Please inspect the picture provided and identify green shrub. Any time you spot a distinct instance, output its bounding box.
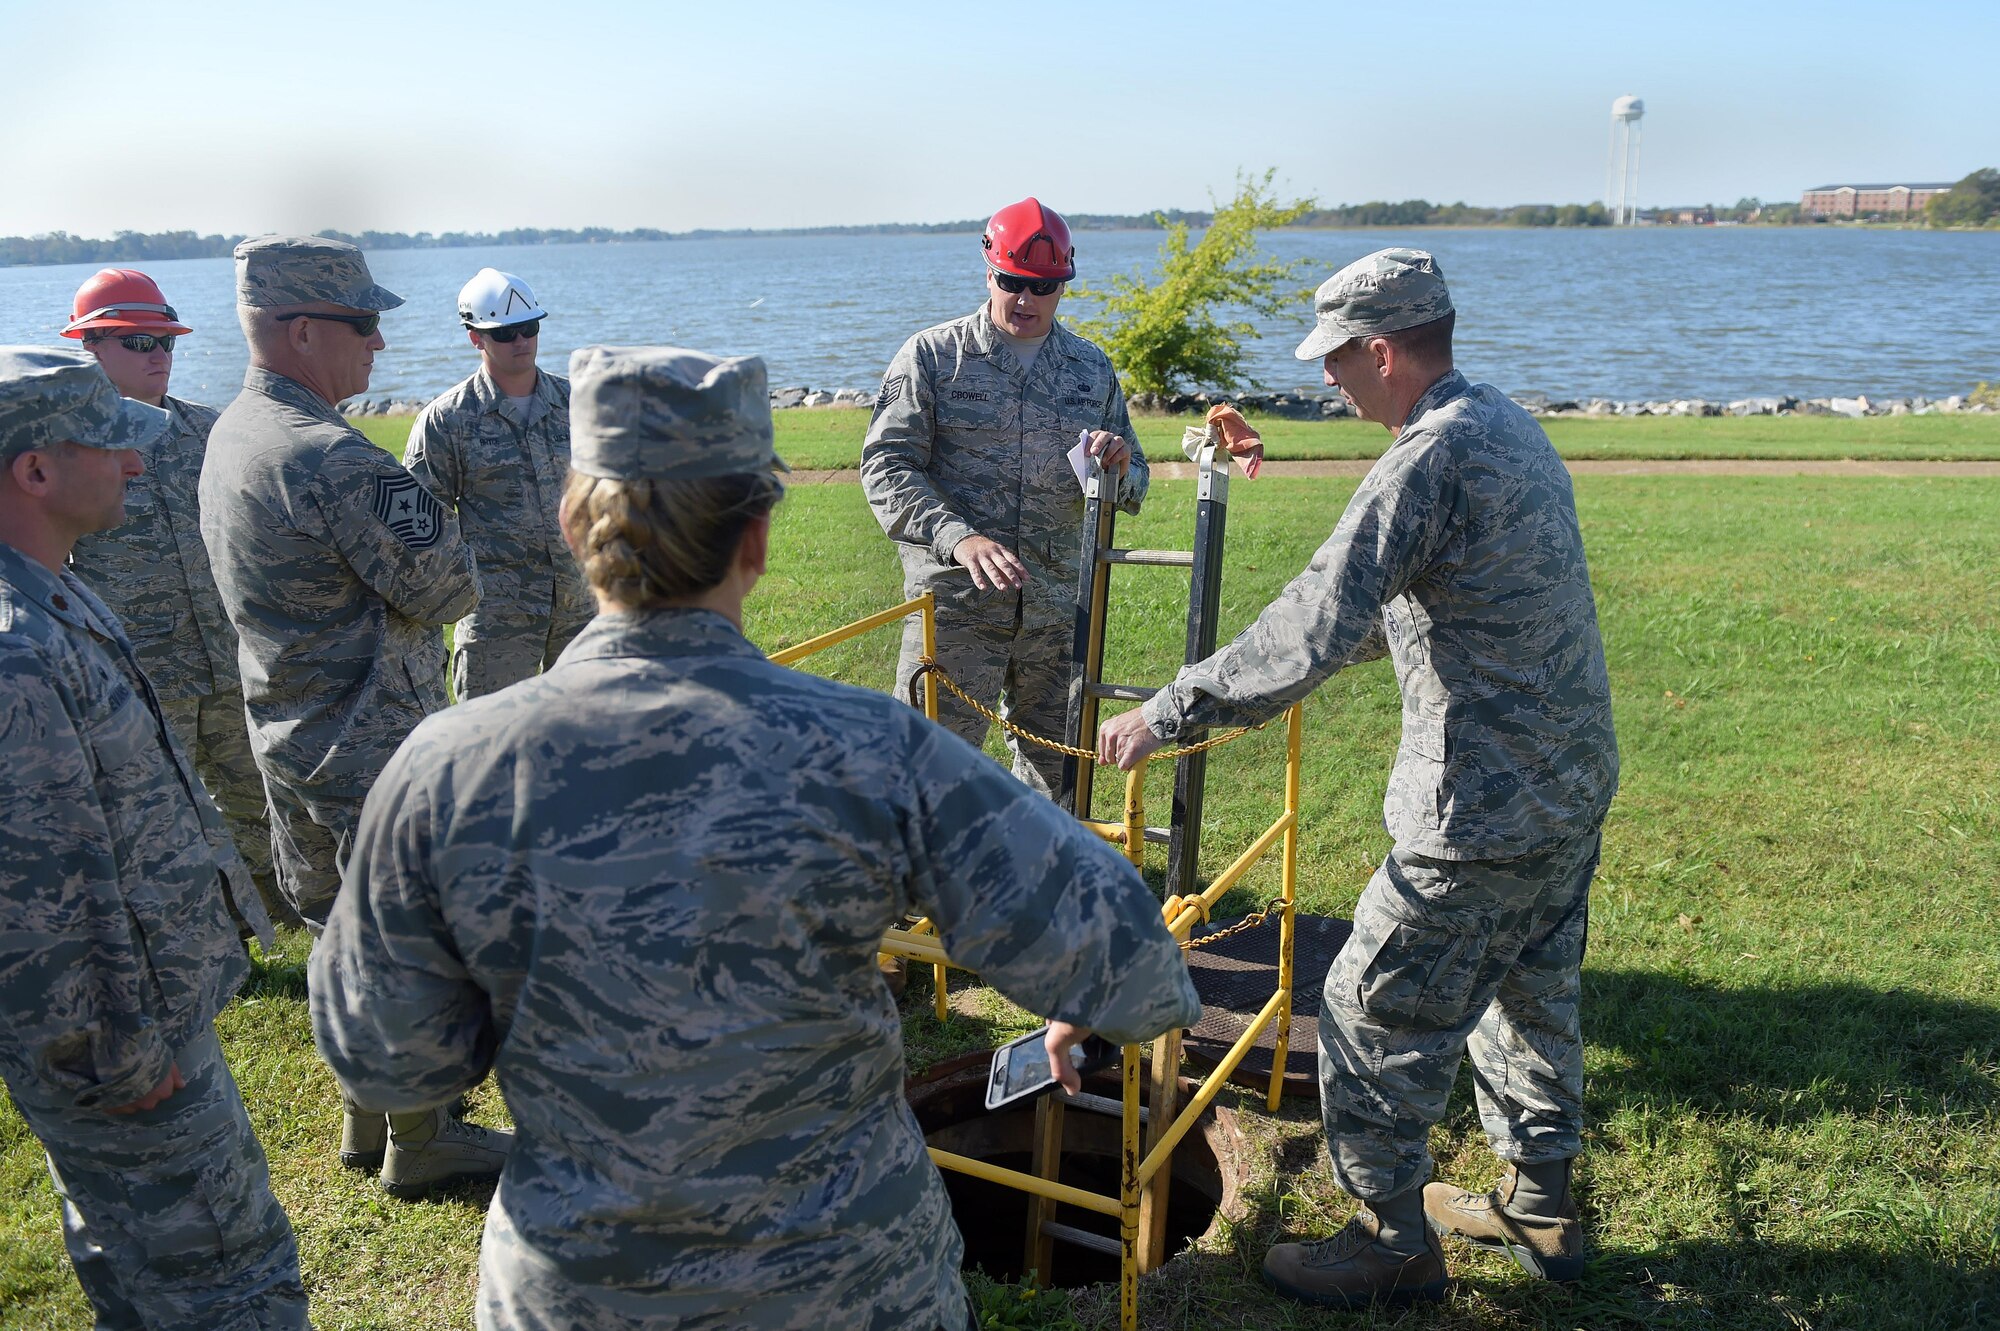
[1069,170,1314,396]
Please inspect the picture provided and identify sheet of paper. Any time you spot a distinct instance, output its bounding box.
[1068,432,1091,491]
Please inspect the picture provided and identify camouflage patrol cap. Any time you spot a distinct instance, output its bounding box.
[0,346,170,464]
[234,235,405,311]
[1295,248,1453,360]
[568,345,790,481]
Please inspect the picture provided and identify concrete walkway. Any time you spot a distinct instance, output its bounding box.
[788,458,2000,485]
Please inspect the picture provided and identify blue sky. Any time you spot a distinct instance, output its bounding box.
[1,0,1992,235]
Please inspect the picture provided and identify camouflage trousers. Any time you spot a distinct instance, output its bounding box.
[14,1026,309,1330]
[452,608,593,702]
[894,610,1071,799]
[159,692,302,932]
[263,778,362,933]
[1318,829,1600,1201]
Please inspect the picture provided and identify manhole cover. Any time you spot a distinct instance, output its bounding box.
[1183,912,1351,1097]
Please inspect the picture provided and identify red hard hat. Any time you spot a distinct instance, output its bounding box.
[983,197,1076,281]
[62,268,193,338]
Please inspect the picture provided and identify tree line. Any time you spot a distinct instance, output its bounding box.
[0,203,1610,268]
[9,174,1989,268]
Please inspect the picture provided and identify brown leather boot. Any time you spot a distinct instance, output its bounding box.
[1261,1209,1449,1309]
[1424,1164,1585,1282]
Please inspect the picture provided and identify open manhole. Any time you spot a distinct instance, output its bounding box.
[906,1053,1246,1288]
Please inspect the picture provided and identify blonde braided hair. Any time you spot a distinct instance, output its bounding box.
[562,471,783,609]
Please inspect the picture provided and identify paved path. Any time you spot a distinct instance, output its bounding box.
[787,458,2000,485]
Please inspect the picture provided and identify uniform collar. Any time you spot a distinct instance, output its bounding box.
[161,395,202,435]
[468,367,559,426]
[243,367,348,426]
[0,542,96,635]
[559,607,767,666]
[1399,369,1471,434]
[964,306,1088,373]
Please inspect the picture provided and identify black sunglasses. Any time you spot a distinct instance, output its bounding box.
[275,311,381,337]
[481,319,542,343]
[87,332,176,353]
[991,271,1063,298]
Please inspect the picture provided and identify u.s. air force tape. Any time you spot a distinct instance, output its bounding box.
[373,473,443,549]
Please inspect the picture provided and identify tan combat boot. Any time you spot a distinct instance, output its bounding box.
[339,1100,387,1172]
[1423,1163,1585,1282]
[1261,1209,1448,1309]
[379,1108,513,1199]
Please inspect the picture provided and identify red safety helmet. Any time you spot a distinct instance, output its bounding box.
[982,197,1076,281]
[62,268,193,339]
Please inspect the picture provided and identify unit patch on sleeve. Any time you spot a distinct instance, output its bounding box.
[373,473,443,550]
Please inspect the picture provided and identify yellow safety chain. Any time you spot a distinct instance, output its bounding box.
[910,659,1264,764]
[1173,896,1289,952]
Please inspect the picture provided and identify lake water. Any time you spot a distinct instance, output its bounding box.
[2,228,1995,407]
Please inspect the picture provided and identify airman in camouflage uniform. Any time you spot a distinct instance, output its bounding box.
[863,198,1145,797]
[405,269,592,700]
[311,345,1202,1330]
[1099,250,1619,1307]
[0,347,307,1329]
[200,237,507,1195]
[62,270,293,928]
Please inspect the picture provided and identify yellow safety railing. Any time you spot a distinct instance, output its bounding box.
[922,703,1301,1331]
[777,593,1303,1331]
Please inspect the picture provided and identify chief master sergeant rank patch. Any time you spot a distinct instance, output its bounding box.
[374,473,443,549]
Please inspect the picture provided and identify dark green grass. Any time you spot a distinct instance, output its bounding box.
[4,477,1996,1329]
[352,409,2000,471]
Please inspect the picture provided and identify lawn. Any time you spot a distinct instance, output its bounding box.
[353,408,2000,470]
[3,476,1996,1330]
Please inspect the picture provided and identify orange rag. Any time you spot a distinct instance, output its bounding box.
[1205,404,1264,479]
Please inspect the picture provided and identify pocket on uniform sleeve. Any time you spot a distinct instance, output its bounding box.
[1401,711,1446,761]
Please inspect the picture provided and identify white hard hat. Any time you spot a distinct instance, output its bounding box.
[457,268,546,329]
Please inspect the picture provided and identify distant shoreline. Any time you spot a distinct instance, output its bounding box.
[6,216,1983,270]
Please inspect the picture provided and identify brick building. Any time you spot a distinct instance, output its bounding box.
[1801,182,1953,218]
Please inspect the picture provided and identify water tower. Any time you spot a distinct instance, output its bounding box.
[1606,95,1644,224]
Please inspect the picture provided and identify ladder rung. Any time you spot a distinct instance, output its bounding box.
[1059,1089,1149,1123]
[1101,548,1194,568]
[1143,826,1171,845]
[1041,1221,1123,1256]
[1085,682,1156,702]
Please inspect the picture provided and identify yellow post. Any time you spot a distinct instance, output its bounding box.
[1119,1044,1142,1331]
[1270,704,1303,1111]
[1122,762,1148,870]
[919,592,939,723]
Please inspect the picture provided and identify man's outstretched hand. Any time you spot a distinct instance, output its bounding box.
[953,534,1030,591]
[1097,708,1167,770]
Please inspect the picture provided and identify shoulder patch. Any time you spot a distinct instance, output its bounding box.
[373,473,444,549]
[871,376,903,422]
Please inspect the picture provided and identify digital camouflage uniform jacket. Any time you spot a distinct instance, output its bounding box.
[404,368,593,682]
[861,310,1147,631]
[69,396,240,704]
[0,545,273,1112]
[1143,371,1618,860]
[311,609,1202,1330]
[200,368,479,804]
